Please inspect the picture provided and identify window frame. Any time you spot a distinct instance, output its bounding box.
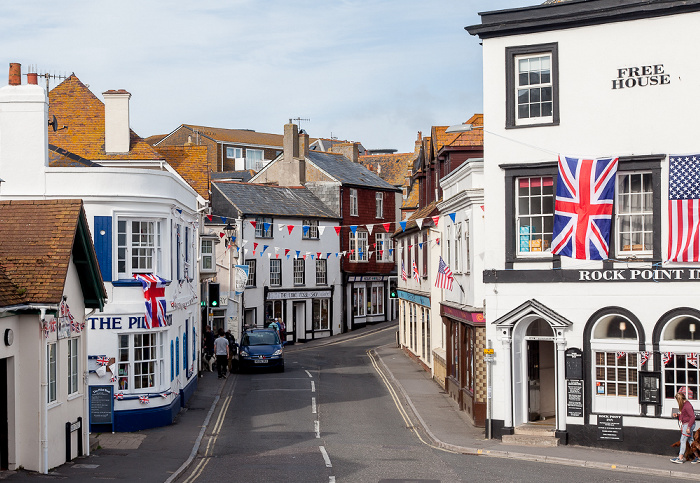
[353,285,366,316]
[117,218,162,279]
[376,192,384,219]
[422,231,428,278]
[615,171,654,258]
[117,332,166,392]
[312,299,330,330]
[515,175,555,259]
[200,238,215,272]
[47,342,57,403]
[255,216,273,238]
[246,148,264,170]
[245,259,256,287]
[226,146,243,159]
[293,258,305,285]
[68,338,79,395]
[302,219,319,240]
[315,258,327,286]
[369,284,384,315]
[505,43,559,129]
[350,188,358,216]
[269,258,282,286]
[349,230,369,262]
[375,233,394,262]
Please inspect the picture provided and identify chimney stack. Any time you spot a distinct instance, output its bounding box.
[103,89,131,153]
[0,62,49,197]
[332,142,359,163]
[298,131,309,159]
[278,121,305,186]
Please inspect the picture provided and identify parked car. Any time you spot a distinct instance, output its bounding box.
[235,328,285,372]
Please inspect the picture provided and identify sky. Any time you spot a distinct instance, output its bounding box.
[0,0,530,153]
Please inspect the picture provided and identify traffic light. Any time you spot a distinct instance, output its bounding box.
[208,283,220,307]
[389,280,397,298]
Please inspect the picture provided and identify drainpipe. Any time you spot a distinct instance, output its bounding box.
[39,307,48,474]
[84,308,96,456]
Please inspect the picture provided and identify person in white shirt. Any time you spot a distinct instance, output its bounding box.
[214,328,229,379]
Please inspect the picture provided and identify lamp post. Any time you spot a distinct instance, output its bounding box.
[224,222,236,247]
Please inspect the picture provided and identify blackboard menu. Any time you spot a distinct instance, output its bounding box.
[638,371,661,405]
[567,379,584,417]
[89,385,114,426]
[597,414,623,441]
[565,348,583,380]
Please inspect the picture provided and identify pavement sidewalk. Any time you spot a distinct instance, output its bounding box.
[373,342,700,481]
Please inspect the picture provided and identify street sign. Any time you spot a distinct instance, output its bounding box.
[484,348,494,354]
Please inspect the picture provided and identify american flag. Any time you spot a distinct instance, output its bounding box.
[401,260,408,281]
[133,274,168,329]
[435,256,454,290]
[551,155,618,260]
[668,154,700,261]
[412,260,420,283]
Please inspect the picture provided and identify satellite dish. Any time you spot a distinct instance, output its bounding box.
[48,115,57,132]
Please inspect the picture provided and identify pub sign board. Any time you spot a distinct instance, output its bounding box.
[89,385,114,431]
[567,379,584,418]
[565,348,584,380]
[638,371,661,406]
[597,414,623,441]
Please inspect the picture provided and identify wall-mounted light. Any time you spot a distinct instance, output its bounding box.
[619,321,626,338]
[690,322,696,341]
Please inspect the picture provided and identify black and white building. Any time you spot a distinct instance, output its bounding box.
[468,0,700,453]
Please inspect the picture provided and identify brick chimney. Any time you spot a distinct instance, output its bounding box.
[278,121,305,186]
[0,62,49,197]
[103,89,131,153]
[299,131,309,159]
[332,142,359,163]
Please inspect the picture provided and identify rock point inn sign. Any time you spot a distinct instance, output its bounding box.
[484,268,700,283]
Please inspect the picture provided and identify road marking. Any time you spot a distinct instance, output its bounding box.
[319,446,332,467]
[315,420,320,438]
[329,477,336,482]
[311,397,317,414]
[311,381,316,392]
[305,370,313,378]
[291,325,396,353]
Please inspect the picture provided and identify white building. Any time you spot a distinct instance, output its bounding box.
[0,67,204,433]
[468,0,700,452]
[209,181,342,342]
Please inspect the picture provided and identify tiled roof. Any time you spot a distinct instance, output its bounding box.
[48,144,102,168]
[358,152,416,187]
[154,145,209,199]
[307,151,400,191]
[311,138,366,155]
[169,125,287,148]
[402,182,420,210]
[211,182,339,219]
[432,114,484,157]
[0,199,83,306]
[211,170,255,182]
[394,200,440,235]
[144,134,168,146]
[48,75,163,161]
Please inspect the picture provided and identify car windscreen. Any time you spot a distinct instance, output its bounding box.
[242,332,280,346]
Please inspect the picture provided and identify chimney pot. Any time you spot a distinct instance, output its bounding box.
[27,72,38,85]
[8,63,21,86]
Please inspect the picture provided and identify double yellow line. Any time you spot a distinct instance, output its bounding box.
[181,386,234,483]
[367,349,454,454]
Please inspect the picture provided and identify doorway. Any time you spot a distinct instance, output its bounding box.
[526,340,555,422]
[293,302,305,342]
[1,358,8,469]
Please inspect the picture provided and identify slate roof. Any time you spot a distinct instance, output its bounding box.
[154,145,210,199]
[394,200,440,236]
[211,182,339,220]
[358,152,416,187]
[311,138,366,155]
[162,125,288,148]
[211,170,255,182]
[48,75,163,161]
[0,199,106,307]
[306,151,400,191]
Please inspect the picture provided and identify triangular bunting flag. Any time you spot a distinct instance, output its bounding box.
[350,225,358,235]
[327,252,332,259]
[367,224,374,235]
[317,252,321,259]
[207,214,212,221]
[432,216,439,226]
[416,219,423,230]
[334,226,341,235]
[278,223,285,231]
[319,226,326,236]
[285,249,290,256]
[303,225,310,237]
[382,222,391,232]
[449,212,456,223]
[221,216,227,223]
[287,225,294,235]
[250,220,257,229]
[253,242,258,251]
[296,250,301,258]
[400,221,407,232]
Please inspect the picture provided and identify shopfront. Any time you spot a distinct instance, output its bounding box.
[348,275,390,330]
[264,287,337,342]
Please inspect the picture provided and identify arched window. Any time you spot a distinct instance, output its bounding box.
[658,312,700,405]
[590,313,640,414]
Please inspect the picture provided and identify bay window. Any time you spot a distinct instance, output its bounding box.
[117,219,162,278]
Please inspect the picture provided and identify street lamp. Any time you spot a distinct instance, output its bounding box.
[224,222,236,248]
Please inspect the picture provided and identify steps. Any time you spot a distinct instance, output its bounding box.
[501,424,559,447]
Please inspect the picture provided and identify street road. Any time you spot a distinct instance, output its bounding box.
[174,325,668,483]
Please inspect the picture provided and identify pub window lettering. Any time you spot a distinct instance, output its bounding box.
[612,64,670,90]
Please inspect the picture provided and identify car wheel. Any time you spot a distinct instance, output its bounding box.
[278,364,285,373]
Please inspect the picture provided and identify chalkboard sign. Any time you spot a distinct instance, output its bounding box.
[597,414,623,441]
[565,348,584,380]
[567,379,584,417]
[638,371,661,405]
[89,385,114,430]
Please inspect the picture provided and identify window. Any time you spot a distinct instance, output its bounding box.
[303,219,319,239]
[660,313,700,407]
[446,225,451,268]
[422,231,428,277]
[516,177,554,256]
[421,308,426,359]
[246,149,264,170]
[117,219,161,278]
[616,172,653,257]
[465,219,471,273]
[353,285,366,316]
[255,216,273,238]
[350,188,358,216]
[375,233,394,262]
[270,259,281,286]
[349,231,368,262]
[664,354,699,402]
[176,224,182,280]
[245,259,256,286]
[294,258,305,285]
[454,223,461,272]
[316,259,327,285]
[185,226,191,280]
[506,43,559,128]
[313,299,330,330]
[376,192,384,218]
[118,333,162,391]
[595,352,638,398]
[369,285,384,315]
[226,147,242,159]
[201,239,214,272]
[47,342,57,403]
[68,338,79,395]
[413,235,419,275]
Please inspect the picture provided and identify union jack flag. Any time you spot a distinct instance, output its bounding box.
[160,392,170,399]
[133,274,169,329]
[551,155,618,260]
[110,374,117,383]
[662,352,674,366]
[412,260,420,283]
[115,392,124,400]
[401,261,407,281]
[435,256,454,291]
[616,351,626,360]
[688,353,699,368]
[97,356,109,366]
[139,395,149,404]
[640,351,650,367]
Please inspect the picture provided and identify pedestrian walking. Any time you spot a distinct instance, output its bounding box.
[671,387,700,463]
[214,328,229,379]
[269,318,280,334]
[277,317,286,342]
[225,330,237,372]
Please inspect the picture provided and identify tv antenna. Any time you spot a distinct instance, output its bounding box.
[290,117,310,131]
[29,65,68,93]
